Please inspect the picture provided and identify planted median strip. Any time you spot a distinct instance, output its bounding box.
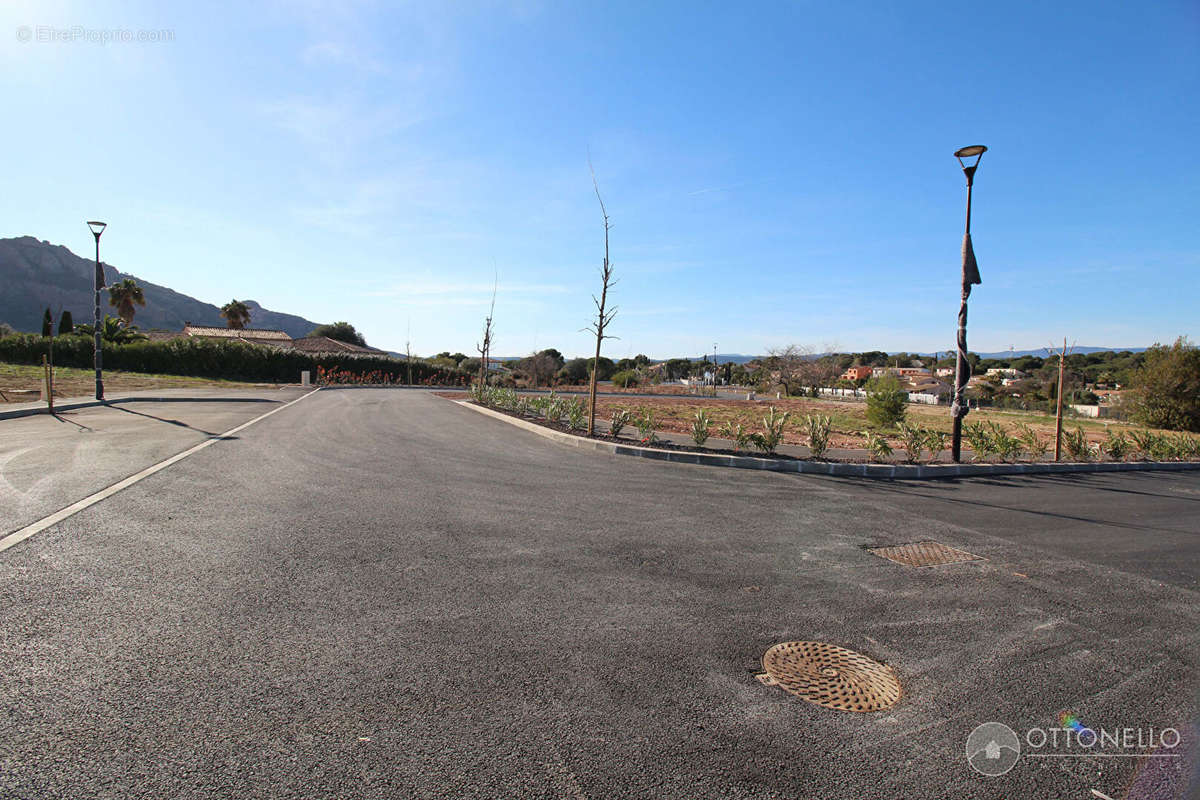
[452,396,1200,480]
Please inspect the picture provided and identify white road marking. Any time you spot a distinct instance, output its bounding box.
[0,388,321,554]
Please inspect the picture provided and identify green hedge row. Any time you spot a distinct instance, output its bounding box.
[0,334,466,385]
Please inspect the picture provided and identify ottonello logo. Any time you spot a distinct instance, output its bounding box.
[966,722,1021,776]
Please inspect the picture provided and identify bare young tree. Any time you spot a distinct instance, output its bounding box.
[765,344,812,395]
[476,276,497,386]
[585,160,617,435]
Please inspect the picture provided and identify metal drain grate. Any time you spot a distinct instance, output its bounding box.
[756,641,901,712]
[867,540,984,567]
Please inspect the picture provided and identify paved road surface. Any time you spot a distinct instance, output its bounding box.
[1,388,1197,799]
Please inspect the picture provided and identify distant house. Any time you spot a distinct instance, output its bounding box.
[181,325,381,355]
[288,335,381,355]
[182,324,293,348]
[909,380,952,398]
[876,366,930,378]
[840,366,873,382]
[986,367,1028,380]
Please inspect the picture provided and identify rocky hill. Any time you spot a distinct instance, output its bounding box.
[0,236,323,337]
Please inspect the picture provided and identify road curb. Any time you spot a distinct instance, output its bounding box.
[0,392,298,421]
[453,400,1200,480]
[0,399,107,420]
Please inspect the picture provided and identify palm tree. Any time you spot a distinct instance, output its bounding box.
[74,315,147,344]
[108,279,146,327]
[220,300,251,330]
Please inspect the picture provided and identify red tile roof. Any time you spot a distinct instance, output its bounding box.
[288,336,380,354]
[183,325,292,341]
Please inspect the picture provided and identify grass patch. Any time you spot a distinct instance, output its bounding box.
[1,361,280,402]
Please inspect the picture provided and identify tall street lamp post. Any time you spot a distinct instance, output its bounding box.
[950,146,986,463]
[713,342,718,396]
[87,221,107,401]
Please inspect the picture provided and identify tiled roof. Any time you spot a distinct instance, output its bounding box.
[289,336,379,354]
[183,325,292,341]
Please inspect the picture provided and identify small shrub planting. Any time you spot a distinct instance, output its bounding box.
[720,421,753,452]
[862,430,893,462]
[804,414,832,459]
[1103,430,1131,461]
[691,410,712,447]
[1063,427,1093,461]
[610,408,633,437]
[635,408,659,444]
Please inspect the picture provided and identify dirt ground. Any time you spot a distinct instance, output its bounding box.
[590,394,1135,449]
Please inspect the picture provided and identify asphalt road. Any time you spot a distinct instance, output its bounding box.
[1,388,1197,799]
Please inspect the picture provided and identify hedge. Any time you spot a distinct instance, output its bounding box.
[0,334,468,385]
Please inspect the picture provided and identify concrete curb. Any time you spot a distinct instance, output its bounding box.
[0,392,298,421]
[454,400,1200,480]
[0,398,108,420]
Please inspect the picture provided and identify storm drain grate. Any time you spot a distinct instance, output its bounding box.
[867,540,984,568]
[756,641,901,712]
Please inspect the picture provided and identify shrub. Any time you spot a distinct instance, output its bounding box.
[1016,424,1048,460]
[963,422,996,462]
[1127,337,1200,432]
[864,375,907,428]
[610,408,632,437]
[720,421,753,452]
[924,429,948,463]
[691,410,712,447]
[1173,433,1200,459]
[986,422,1023,462]
[1129,430,1160,460]
[0,333,468,386]
[546,394,568,424]
[862,430,893,462]
[1063,427,1093,461]
[896,422,925,464]
[1103,430,1132,461]
[611,369,639,389]
[753,407,789,454]
[634,408,660,443]
[566,398,587,430]
[804,414,832,459]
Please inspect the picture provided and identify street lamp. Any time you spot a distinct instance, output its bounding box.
[713,342,718,396]
[87,221,107,401]
[950,146,986,463]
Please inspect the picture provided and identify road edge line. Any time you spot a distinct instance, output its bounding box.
[0,388,322,554]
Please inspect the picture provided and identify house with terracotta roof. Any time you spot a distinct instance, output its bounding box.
[840,365,873,382]
[288,335,381,355]
[180,325,383,355]
[182,324,293,348]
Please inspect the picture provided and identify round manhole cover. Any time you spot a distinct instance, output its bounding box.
[757,641,901,712]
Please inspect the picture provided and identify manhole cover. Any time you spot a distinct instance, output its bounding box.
[867,540,984,567]
[756,641,901,712]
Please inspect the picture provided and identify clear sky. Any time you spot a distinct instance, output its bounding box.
[1,1,1196,358]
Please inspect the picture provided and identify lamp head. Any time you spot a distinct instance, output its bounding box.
[87,220,107,237]
[954,145,987,179]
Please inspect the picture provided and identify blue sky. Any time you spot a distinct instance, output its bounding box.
[1,0,1196,358]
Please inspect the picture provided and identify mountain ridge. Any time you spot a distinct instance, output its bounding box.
[0,236,324,338]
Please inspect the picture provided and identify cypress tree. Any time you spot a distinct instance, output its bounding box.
[59,310,74,334]
[41,308,53,337]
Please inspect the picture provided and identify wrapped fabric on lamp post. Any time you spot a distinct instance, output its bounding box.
[950,146,985,463]
[87,221,107,401]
